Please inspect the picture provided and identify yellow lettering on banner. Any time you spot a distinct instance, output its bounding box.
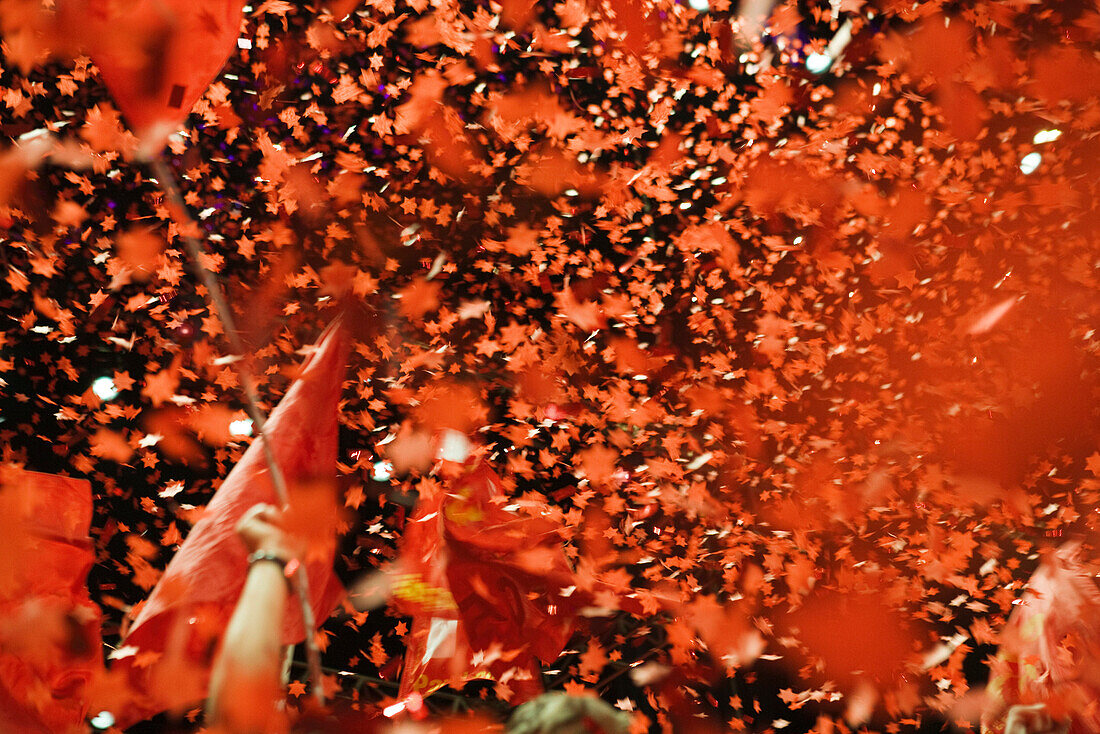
[412,671,494,691]
[413,675,447,692]
[443,486,485,525]
[391,573,458,612]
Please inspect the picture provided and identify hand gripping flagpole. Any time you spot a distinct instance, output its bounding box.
[150,155,326,705]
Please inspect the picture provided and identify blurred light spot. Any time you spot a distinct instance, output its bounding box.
[1032,129,1061,144]
[372,460,394,482]
[139,433,163,448]
[237,38,252,50]
[1019,152,1042,175]
[405,692,425,717]
[229,419,253,437]
[806,18,852,76]
[688,0,709,10]
[436,429,472,462]
[967,295,1018,335]
[92,376,119,401]
[90,711,115,730]
[805,52,832,74]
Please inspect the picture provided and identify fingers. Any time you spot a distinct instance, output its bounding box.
[236,503,283,536]
[1004,705,1038,734]
[235,503,294,555]
[242,502,282,525]
[1004,704,1067,734]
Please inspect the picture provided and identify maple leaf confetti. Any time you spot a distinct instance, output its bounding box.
[0,0,1098,730]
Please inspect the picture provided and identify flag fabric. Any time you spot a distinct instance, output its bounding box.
[394,461,583,703]
[59,0,246,141]
[0,469,102,734]
[982,542,1100,733]
[119,321,350,720]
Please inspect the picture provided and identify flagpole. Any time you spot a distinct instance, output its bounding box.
[149,154,326,705]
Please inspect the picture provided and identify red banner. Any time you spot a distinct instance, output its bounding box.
[0,468,102,734]
[59,0,246,142]
[119,321,350,722]
[395,462,582,703]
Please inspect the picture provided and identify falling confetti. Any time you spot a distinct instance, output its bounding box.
[1,0,1099,730]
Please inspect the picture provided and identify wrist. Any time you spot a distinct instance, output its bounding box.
[250,542,293,559]
[247,549,300,585]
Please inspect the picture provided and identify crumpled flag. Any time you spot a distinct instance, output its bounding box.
[58,0,246,145]
[394,461,584,703]
[982,542,1100,733]
[117,321,350,724]
[0,469,102,734]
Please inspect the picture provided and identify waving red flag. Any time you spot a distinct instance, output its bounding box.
[59,0,246,145]
[118,321,350,720]
[0,469,102,734]
[982,543,1100,733]
[394,461,583,703]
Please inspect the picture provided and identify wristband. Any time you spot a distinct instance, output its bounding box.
[247,550,300,582]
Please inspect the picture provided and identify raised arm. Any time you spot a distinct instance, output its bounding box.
[206,504,297,734]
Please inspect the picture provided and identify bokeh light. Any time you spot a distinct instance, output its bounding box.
[91,376,119,401]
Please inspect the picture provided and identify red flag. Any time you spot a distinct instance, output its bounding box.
[982,543,1100,733]
[0,469,102,734]
[394,462,583,703]
[118,321,350,721]
[59,0,246,144]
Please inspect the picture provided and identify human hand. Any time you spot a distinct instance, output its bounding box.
[1004,704,1069,734]
[235,503,299,560]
